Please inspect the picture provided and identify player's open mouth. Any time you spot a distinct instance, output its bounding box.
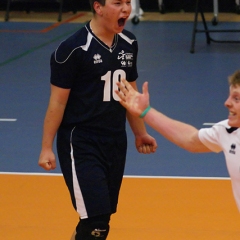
[118,18,126,27]
[229,111,236,116]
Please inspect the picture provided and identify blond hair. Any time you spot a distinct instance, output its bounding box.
[228,70,240,87]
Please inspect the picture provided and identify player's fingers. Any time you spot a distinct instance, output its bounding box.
[138,145,148,154]
[144,145,152,154]
[121,79,132,91]
[141,145,147,154]
[43,162,52,170]
[51,160,57,170]
[150,144,157,153]
[142,82,149,96]
[39,160,53,171]
[147,144,157,153]
[137,146,143,153]
[115,88,125,100]
[148,143,158,153]
[140,144,150,154]
[116,86,127,103]
[140,144,156,154]
[39,162,50,170]
[117,80,125,91]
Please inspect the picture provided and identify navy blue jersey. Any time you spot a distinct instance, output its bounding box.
[50,21,138,135]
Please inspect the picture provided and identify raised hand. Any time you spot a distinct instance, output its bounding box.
[116,79,150,117]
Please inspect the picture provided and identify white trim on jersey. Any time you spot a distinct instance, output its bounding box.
[80,31,93,52]
[85,26,118,53]
[118,32,136,45]
[54,33,93,64]
[54,43,83,64]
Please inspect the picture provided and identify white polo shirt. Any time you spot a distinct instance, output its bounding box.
[199,120,240,212]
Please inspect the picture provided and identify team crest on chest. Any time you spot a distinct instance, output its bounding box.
[93,54,103,64]
[117,50,133,68]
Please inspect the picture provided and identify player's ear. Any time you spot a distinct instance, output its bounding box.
[93,1,103,16]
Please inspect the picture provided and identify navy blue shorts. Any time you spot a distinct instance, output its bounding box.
[57,125,127,219]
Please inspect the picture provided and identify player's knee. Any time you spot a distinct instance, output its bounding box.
[89,221,109,239]
[77,221,109,239]
[75,214,110,240]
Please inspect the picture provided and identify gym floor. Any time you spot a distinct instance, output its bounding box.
[1,8,240,240]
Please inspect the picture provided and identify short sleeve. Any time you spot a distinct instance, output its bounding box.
[198,127,223,153]
[50,43,79,89]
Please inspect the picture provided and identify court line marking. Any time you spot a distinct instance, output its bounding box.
[0,118,17,121]
[203,123,215,126]
[0,12,86,33]
[0,25,81,68]
[0,172,230,180]
[124,175,230,180]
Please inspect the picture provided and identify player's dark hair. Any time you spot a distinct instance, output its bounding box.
[89,0,106,13]
[228,70,240,87]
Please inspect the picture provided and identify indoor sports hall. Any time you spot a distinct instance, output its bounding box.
[1,1,240,239]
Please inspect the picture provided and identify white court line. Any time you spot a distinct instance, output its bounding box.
[0,172,230,180]
[0,172,62,176]
[124,175,230,180]
[203,123,215,126]
[0,118,17,121]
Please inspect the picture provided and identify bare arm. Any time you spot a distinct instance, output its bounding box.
[125,81,158,154]
[126,81,148,136]
[116,79,211,153]
[38,84,70,170]
[144,108,210,152]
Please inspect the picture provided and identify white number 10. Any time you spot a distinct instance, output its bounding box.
[101,70,126,102]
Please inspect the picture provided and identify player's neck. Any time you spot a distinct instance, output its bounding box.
[90,20,115,48]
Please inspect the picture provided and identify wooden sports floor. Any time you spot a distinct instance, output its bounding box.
[0,174,240,240]
[1,9,240,240]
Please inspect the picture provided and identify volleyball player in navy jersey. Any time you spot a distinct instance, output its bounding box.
[38,1,157,239]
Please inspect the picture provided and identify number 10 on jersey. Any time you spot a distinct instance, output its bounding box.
[101,70,126,102]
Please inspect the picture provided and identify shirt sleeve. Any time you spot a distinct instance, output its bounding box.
[198,127,223,153]
[50,42,79,89]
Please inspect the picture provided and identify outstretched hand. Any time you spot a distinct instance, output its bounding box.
[116,79,150,117]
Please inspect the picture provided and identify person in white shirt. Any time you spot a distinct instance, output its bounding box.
[115,70,240,212]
